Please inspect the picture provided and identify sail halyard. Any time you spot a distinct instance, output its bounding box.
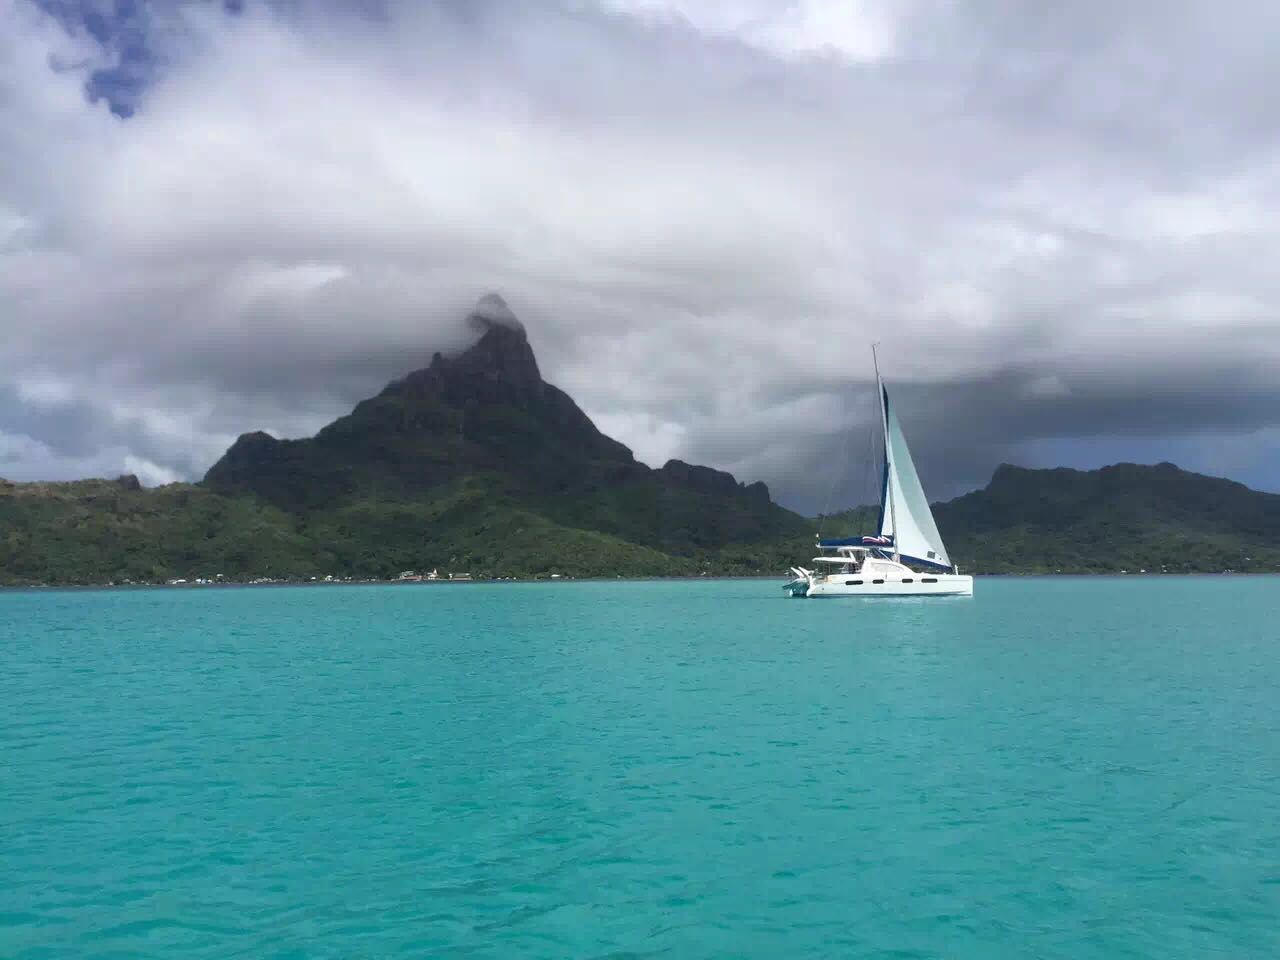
[871,345,899,563]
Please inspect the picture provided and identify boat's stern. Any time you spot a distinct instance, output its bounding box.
[783,567,811,597]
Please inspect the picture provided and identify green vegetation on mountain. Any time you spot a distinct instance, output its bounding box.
[942,462,1280,574]
[2,301,1278,585]
[817,463,1280,574]
[0,302,807,585]
[0,471,807,585]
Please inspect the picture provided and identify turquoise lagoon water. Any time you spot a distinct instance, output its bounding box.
[3,577,1279,959]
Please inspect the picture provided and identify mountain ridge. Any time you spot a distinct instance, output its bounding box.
[4,459,1279,584]
[817,459,1280,574]
[201,299,793,557]
[1,298,1278,583]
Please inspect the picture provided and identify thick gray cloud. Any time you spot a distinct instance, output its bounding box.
[3,0,1280,513]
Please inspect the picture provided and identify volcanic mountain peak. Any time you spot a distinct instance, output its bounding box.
[200,294,793,554]
[423,302,542,394]
[468,292,525,335]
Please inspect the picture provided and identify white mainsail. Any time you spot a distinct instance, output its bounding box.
[876,383,952,570]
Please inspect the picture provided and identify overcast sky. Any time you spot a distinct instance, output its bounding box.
[4,0,1280,513]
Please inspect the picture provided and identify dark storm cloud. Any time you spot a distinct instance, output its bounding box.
[3,0,1280,510]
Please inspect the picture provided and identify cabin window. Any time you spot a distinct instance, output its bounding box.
[902,578,913,583]
[872,579,885,584]
[845,580,863,586]
[922,578,937,583]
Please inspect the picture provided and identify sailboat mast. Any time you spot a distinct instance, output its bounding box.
[872,344,900,563]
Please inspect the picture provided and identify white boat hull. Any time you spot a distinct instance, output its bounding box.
[794,573,973,597]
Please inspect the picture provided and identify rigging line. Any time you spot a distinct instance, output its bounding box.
[816,384,857,539]
[859,389,877,535]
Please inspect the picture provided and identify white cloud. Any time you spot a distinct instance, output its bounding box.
[0,428,175,486]
[15,375,76,410]
[123,454,181,487]
[600,0,904,62]
[590,412,687,468]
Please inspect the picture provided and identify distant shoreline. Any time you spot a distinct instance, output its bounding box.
[4,571,1280,593]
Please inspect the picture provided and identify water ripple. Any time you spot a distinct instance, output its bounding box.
[2,578,1280,958]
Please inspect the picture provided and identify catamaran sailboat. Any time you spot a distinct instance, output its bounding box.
[785,349,973,598]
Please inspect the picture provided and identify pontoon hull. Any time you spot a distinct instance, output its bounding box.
[791,574,973,597]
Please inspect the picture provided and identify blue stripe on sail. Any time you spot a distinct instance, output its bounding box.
[818,536,895,548]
